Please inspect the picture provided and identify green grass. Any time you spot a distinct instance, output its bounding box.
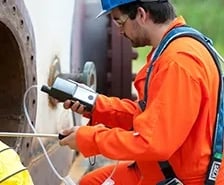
[133,0,224,72]
[132,47,150,73]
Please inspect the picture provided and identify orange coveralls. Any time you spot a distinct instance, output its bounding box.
[76,16,224,185]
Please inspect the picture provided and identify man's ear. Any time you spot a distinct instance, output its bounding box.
[136,7,148,24]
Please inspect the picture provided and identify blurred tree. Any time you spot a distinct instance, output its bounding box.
[172,0,224,54]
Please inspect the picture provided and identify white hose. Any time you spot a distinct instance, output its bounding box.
[23,85,76,185]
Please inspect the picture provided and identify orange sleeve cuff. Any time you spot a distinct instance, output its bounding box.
[76,126,100,157]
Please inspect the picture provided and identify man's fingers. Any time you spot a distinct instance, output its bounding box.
[59,126,80,150]
[71,101,86,113]
[59,136,68,146]
[63,100,73,109]
[59,127,74,138]
[63,100,86,114]
[59,131,73,145]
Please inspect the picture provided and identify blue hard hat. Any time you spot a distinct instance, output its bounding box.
[96,0,166,18]
[96,0,137,18]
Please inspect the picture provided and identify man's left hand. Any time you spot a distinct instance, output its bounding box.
[59,126,80,150]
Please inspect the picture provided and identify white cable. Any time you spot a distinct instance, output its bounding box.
[23,85,76,185]
[107,161,119,179]
[101,161,119,185]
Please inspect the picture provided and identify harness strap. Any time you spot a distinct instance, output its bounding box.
[158,161,177,179]
[140,25,224,184]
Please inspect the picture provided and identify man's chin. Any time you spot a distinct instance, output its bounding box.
[131,42,145,48]
[131,41,138,48]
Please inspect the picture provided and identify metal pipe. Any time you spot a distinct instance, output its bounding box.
[0,132,58,138]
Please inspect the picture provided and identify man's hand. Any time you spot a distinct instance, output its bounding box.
[63,100,87,114]
[63,83,97,114]
[59,126,80,150]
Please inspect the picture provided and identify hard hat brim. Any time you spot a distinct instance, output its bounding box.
[96,10,109,18]
[96,0,169,18]
[96,0,137,18]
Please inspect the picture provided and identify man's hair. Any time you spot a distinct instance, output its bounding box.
[118,1,176,23]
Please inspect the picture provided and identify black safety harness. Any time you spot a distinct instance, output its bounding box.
[138,25,224,185]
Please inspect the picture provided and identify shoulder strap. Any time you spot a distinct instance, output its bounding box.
[141,25,224,185]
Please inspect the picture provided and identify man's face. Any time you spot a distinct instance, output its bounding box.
[111,8,150,48]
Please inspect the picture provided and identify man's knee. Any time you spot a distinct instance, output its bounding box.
[79,173,97,185]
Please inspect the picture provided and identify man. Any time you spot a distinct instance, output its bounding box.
[59,0,224,184]
[0,140,34,185]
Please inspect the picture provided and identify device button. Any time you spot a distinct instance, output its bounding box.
[88,95,94,100]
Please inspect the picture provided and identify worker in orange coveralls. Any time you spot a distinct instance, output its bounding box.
[59,0,224,184]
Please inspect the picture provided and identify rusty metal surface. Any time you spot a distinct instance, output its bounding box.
[28,143,74,185]
[0,0,36,164]
[0,1,73,185]
[0,0,137,184]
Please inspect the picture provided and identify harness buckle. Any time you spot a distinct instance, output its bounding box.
[157,178,184,185]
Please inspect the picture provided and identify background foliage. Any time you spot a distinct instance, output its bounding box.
[133,0,224,72]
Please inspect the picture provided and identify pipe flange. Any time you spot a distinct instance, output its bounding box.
[48,56,61,108]
[82,61,97,91]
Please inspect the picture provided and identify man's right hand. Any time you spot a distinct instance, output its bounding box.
[63,100,87,114]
